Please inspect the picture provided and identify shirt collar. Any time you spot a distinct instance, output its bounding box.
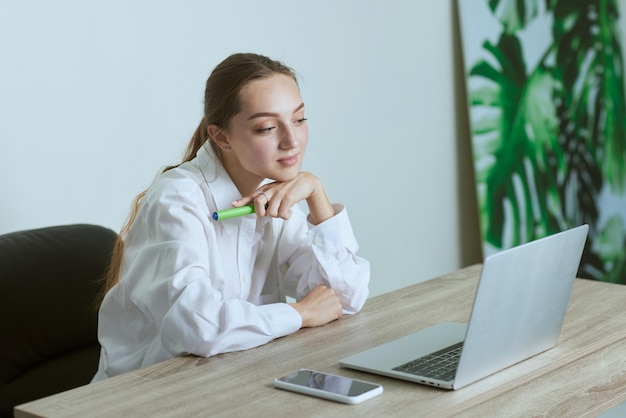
[194,143,272,218]
[194,143,241,211]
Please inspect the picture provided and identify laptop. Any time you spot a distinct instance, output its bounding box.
[340,224,589,390]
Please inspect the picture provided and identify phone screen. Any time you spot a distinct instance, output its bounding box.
[277,369,379,396]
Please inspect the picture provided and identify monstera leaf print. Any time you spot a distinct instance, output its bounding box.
[466,0,626,283]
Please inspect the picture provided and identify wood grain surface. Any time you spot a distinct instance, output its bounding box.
[15,265,626,417]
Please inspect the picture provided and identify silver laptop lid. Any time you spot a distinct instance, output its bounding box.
[454,224,589,389]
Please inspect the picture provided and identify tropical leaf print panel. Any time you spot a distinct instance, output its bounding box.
[458,0,626,283]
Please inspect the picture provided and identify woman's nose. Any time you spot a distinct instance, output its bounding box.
[280,126,298,149]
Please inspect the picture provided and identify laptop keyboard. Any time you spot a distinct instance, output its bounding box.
[392,342,464,382]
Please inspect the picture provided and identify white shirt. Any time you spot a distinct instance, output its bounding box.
[92,145,370,381]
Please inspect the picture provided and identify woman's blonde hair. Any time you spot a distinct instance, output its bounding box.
[98,53,297,303]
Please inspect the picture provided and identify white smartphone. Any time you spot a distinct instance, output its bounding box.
[274,369,383,404]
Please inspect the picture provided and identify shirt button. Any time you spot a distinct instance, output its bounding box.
[313,236,323,246]
[241,275,249,283]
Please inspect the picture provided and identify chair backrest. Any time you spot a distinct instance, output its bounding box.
[0,224,117,417]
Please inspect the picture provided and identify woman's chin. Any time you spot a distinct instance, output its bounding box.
[268,167,301,182]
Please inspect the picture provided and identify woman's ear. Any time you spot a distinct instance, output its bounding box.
[207,124,230,152]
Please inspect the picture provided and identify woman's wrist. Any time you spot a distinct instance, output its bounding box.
[306,183,334,225]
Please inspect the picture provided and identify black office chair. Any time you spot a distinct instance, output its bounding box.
[0,224,117,418]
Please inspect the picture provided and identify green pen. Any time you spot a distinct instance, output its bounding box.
[212,204,255,221]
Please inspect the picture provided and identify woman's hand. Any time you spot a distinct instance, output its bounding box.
[232,172,335,225]
[288,285,343,328]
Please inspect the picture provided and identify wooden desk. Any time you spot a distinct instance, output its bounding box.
[15,265,626,417]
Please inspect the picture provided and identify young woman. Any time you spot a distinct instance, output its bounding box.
[92,53,370,381]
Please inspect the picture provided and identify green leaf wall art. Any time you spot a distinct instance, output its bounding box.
[458,0,626,284]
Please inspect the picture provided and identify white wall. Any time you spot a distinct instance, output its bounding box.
[0,0,482,297]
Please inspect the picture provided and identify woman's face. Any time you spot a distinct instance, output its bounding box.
[222,73,309,183]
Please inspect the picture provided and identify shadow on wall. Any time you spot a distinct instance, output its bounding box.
[452,0,483,267]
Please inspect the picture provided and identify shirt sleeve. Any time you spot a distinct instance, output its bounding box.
[279,204,370,314]
[120,178,302,359]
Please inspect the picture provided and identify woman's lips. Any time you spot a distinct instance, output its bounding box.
[278,154,299,167]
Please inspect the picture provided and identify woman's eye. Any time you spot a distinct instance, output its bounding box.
[294,118,308,125]
[256,126,275,133]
